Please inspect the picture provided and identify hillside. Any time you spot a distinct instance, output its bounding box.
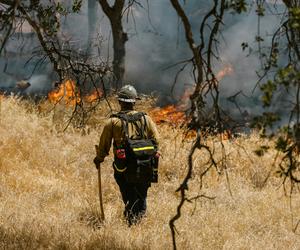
[1,96,300,249]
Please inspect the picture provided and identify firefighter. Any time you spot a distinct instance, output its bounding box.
[94,85,160,225]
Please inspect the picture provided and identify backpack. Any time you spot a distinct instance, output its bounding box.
[111,112,159,183]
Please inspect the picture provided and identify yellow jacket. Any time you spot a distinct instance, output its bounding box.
[96,110,160,163]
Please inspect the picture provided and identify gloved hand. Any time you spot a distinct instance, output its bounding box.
[155,151,161,158]
[93,157,101,169]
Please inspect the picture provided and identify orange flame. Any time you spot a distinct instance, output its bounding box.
[216,64,233,81]
[48,79,80,106]
[149,87,191,126]
[84,88,103,103]
[219,130,232,140]
[149,105,186,125]
[48,80,103,105]
[149,65,234,127]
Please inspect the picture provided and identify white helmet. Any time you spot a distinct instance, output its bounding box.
[117,85,138,103]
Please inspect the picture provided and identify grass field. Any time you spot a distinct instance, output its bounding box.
[1,96,300,249]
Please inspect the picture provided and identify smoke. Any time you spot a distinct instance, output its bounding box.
[0,26,53,94]
[217,4,284,117]
[0,0,287,116]
[25,75,53,94]
[120,0,285,115]
[93,1,281,97]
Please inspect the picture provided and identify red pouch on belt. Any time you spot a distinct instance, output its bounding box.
[116,149,126,159]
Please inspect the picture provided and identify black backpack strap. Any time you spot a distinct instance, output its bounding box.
[132,119,144,138]
[111,113,130,139]
[142,114,147,137]
[131,112,147,138]
[111,112,147,139]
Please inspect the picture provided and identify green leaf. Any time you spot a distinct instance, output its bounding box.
[241,42,248,51]
[72,0,82,13]
[256,5,265,16]
[260,80,277,107]
[254,145,270,157]
[225,0,248,14]
[275,137,288,152]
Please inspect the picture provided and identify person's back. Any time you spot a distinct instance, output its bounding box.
[94,85,160,225]
[98,110,159,162]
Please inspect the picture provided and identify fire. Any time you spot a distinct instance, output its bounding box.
[216,64,233,81]
[48,80,103,105]
[149,64,234,127]
[84,88,103,103]
[149,87,193,126]
[219,130,232,140]
[149,105,186,125]
[48,79,80,106]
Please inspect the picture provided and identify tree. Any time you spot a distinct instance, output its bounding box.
[97,0,128,89]
[253,0,300,191]
[0,0,109,81]
[0,0,111,126]
[167,0,300,248]
[88,0,98,53]
[168,1,227,249]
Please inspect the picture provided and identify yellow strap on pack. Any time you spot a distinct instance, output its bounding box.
[133,146,155,152]
[113,162,127,173]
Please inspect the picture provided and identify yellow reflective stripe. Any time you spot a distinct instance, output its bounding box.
[113,163,127,173]
[132,146,155,152]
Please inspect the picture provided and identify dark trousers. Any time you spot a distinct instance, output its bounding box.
[114,172,150,225]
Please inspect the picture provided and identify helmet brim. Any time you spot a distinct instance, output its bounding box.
[118,97,136,103]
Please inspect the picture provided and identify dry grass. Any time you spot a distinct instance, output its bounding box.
[1,96,300,249]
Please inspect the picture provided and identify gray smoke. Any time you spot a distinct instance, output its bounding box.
[88,1,285,110]
[0,0,286,117]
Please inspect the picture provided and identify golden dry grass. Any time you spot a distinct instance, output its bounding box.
[1,96,300,249]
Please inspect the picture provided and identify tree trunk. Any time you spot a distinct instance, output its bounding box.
[88,0,97,50]
[98,0,126,89]
[110,17,127,89]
